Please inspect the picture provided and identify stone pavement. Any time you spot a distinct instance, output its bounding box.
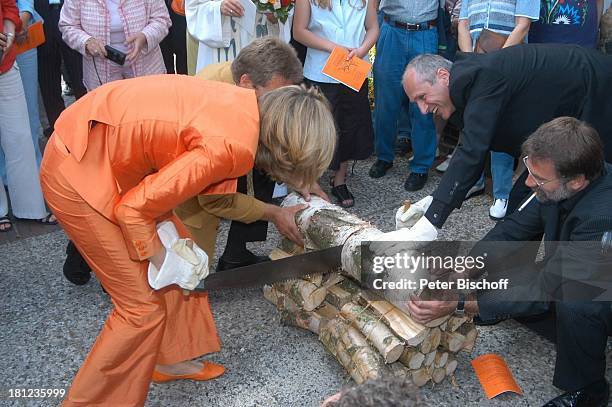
[1,156,611,407]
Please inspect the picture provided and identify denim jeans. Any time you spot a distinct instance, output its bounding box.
[373,21,437,173]
[0,49,42,185]
[474,151,514,200]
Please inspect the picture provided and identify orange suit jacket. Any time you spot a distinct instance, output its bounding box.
[52,75,260,262]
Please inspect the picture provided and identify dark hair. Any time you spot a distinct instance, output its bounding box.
[326,376,422,407]
[522,117,604,181]
[230,37,303,87]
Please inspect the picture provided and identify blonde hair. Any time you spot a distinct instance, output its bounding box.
[311,0,366,10]
[256,85,336,188]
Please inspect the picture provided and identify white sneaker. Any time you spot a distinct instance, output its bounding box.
[436,154,452,172]
[489,198,508,220]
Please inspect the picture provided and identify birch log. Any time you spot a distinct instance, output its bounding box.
[358,291,429,346]
[319,318,388,384]
[340,303,405,363]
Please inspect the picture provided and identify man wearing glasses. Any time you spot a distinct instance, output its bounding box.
[391,44,612,244]
[407,117,612,407]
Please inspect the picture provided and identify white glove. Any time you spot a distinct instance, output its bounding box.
[395,195,433,230]
[371,217,439,256]
[147,221,209,290]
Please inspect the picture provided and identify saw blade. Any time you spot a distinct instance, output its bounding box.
[193,245,343,291]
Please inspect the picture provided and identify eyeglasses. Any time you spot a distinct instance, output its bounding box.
[522,156,563,187]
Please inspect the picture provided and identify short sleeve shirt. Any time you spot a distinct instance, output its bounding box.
[459,0,540,47]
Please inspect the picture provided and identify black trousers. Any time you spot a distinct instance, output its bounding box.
[554,301,612,391]
[160,5,187,75]
[37,6,86,131]
[223,169,276,255]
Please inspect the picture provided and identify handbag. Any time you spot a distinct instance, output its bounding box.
[474,28,508,54]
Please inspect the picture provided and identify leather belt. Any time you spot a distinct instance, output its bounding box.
[383,15,437,31]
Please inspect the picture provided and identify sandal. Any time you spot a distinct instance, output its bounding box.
[37,213,58,225]
[0,216,12,233]
[331,184,355,208]
[15,213,58,225]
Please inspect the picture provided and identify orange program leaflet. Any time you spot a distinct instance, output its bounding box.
[471,354,523,399]
[14,21,46,55]
[321,47,372,92]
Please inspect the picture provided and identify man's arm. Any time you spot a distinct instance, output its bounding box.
[425,68,511,228]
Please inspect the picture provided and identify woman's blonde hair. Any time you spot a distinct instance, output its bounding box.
[256,85,336,188]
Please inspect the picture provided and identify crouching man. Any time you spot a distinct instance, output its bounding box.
[407,118,612,407]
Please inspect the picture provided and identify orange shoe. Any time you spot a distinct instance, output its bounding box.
[152,361,226,383]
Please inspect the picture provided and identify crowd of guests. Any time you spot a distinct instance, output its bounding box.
[1,0,610,233]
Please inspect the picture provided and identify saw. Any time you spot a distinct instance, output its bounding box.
[192,245,343,291]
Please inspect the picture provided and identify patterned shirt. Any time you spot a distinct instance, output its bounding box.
[529,0,601,48]
[459,0,539,46]
[380,0,439,24]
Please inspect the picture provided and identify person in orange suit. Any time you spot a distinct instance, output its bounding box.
[39,75,336,406]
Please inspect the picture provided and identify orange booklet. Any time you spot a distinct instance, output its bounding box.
[321,47,372,92]
[471,354,523,399]
[14,21,46,55]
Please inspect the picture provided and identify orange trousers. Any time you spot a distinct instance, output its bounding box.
[40,136,221,406]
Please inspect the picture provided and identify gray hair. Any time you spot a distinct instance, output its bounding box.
[404,54,453,84]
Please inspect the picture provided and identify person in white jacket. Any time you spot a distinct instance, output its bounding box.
[185,0,292,73]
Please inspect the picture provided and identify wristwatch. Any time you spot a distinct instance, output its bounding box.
[454,293,465,316]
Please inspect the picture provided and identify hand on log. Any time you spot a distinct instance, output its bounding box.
[294,182,330,202]
[268,204,309,246]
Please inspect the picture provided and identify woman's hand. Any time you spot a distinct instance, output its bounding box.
[295,182,330,202]
[0,32,15,56]
[347,46,367,60]
[125,32,147,63]
[265,12,278,24]
[270,204,308,247]
[85,37,107,57]
[220,0,244,17]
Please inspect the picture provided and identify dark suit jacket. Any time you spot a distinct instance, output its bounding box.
[426,44,612,228]
[472,164,612,319]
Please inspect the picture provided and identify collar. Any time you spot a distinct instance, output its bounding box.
[558,164,609,213]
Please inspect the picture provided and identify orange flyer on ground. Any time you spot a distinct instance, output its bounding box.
[471,354,523,399]
[321,47,372,92]
[14,21,45,55]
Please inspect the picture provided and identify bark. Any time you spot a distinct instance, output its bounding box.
[319,318,388,384]
[358,291,429,346]
[340,302,405,364]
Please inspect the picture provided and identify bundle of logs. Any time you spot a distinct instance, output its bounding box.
[261,194,478,387]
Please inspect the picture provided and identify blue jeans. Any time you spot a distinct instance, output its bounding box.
[474,151,514,200]
[373,21,437,173]
[0,49,42,185]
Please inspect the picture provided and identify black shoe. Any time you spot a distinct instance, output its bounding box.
[404,172,428,191]
[543,380,609,407]
[369,160,393,178]
[63,241,91,285]
[216,253,270,272]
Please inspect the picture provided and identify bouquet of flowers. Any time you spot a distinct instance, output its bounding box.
[253,0,294,24]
